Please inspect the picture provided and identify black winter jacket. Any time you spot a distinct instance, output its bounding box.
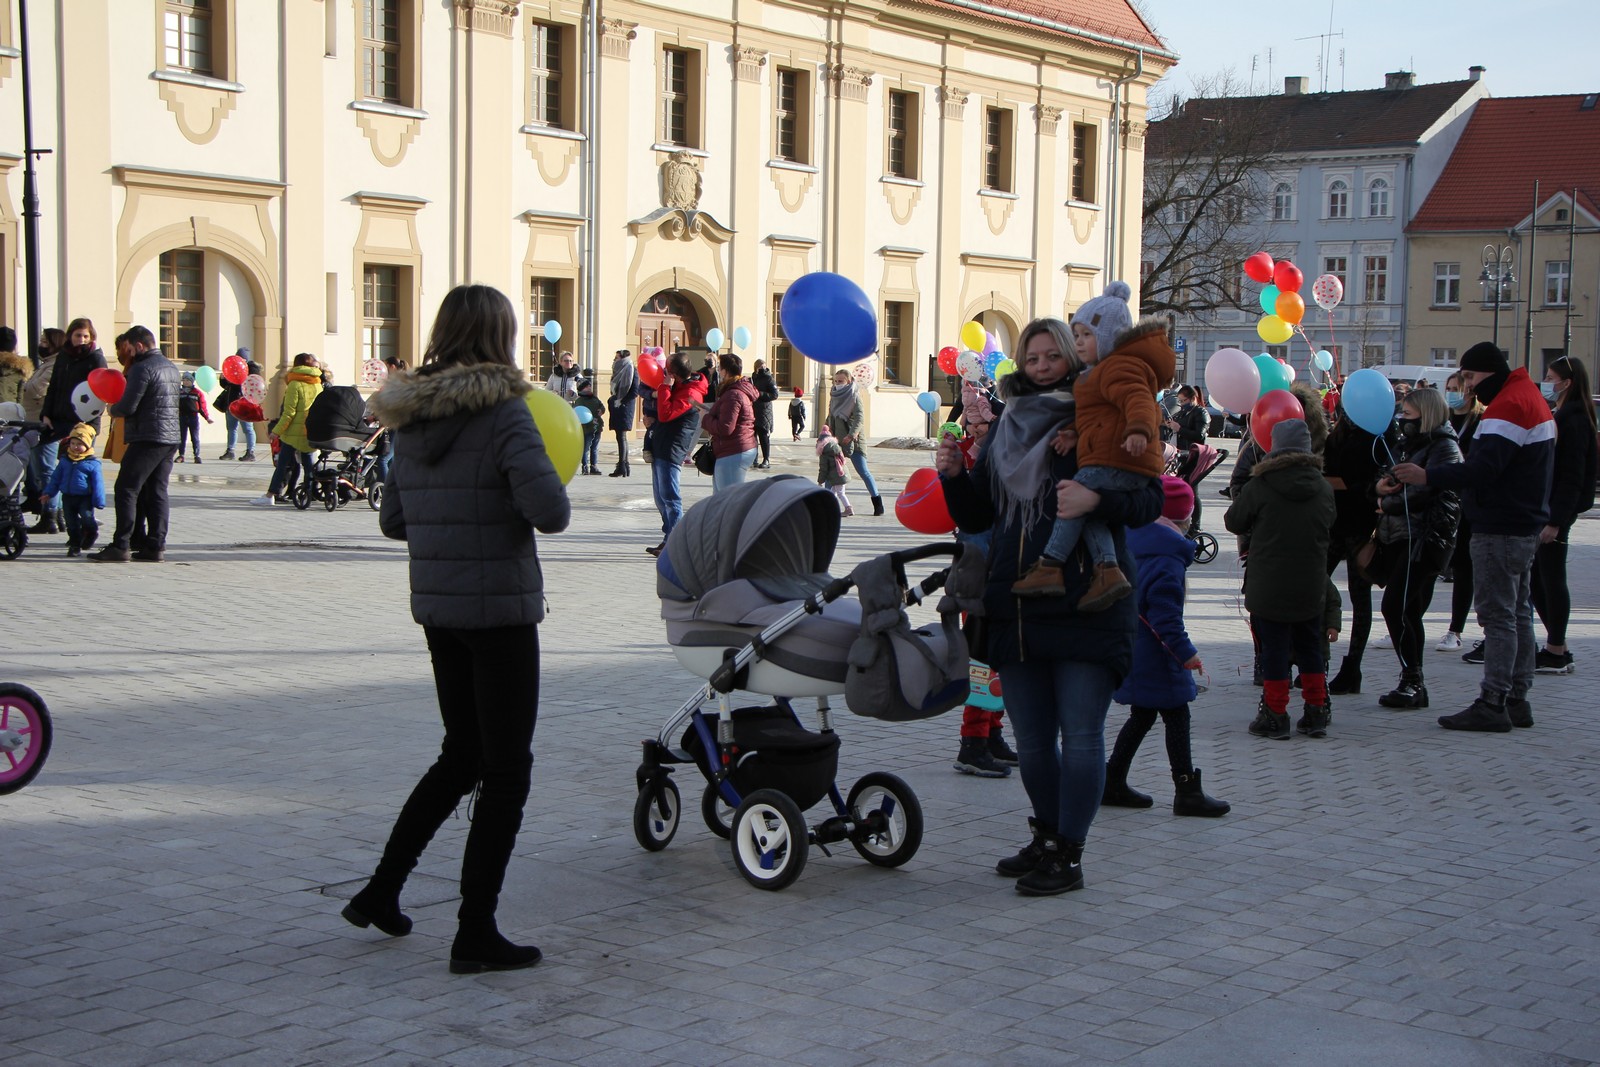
[1172,403,1208,449]
[1547,401,1597,529]
[40,345,108,442]
[751,368,779,434]
[110,348,181,445]
[1224,450,1336,623]
[1376,424,1461,569]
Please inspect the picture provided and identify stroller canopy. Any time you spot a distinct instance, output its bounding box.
[305,386,371,446]
[657,476,840,603]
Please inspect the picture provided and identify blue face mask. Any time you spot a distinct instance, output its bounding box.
[1540,381,1560,401]
[1445,391,1464,408]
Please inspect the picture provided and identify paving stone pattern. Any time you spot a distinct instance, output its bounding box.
[3,442,1597,1065]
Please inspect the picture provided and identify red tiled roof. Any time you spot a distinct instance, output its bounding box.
[909,0,1168,53]
[1409,95,1600,232]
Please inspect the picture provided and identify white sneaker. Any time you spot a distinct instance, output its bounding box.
[249,494,277,507]
[1436,632,1462,652]
[1371,633,1393,649]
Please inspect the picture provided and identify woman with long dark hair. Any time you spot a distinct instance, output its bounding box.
[1531,356,1596,674]
[1321,401,1388,694]
[348,284,570,973]
[35,319,107,534]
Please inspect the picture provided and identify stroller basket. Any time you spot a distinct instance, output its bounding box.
[683,706,841,812]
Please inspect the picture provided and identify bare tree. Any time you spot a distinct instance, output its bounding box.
[1142,72,1286,317]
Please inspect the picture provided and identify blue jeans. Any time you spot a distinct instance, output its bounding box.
[225,413,256,453]
[652,457,683,538]
[27,438,59,510]
[1043,465,1149,565]
[847,447,879,498]
[179,413,202,459]
[268,443,314,498]
[1471,532,1538,701]
[60,493,98,545]
[996,657,1116,842]
[582,430,601,470]
[713,448,756,491]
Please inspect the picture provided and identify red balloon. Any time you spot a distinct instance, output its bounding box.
[221,355,249,385]
[895,467,956,535]
[1272,261,1304,293]
[937,346,959,375]
[637,354,664,389]
[1243,252,1275,284]
[87,368,126,404]
[228,398,264,423]
[1250,389,1306,452]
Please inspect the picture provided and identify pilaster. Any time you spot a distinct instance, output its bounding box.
[729,43,767,345]
[1031,103,1063,313]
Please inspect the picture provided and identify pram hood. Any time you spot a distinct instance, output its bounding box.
[657,475,840,604]
[305,385,373,448]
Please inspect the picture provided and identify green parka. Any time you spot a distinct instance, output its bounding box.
[1224,449,1336,623]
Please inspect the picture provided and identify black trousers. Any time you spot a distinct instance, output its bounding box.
[1531,523,1573,645]
[112,442,176,551]
[368,624,540,926]
[756,426,772,463]
[1327,539,1374,665]
[1108,704,1193,776]
[1257,616,1325,682]
[612,429,631,473]
[1449,519,1475,634]
[1380,549,1440,672]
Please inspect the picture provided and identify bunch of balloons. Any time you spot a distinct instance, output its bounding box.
[1244,251,1305,345]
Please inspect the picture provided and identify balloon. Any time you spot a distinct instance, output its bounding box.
[982,350,1005,378]
[732,326,751,350]
[938,421,964,440]
[524,388,582,484]
[575,406,593,425]
[71,383,105,422]
[985,331,1001,357]
[779,272,878,365]
[1250,389,1306,452]
[937,346,959,375]
[916,391,942,414]
[1312,273,1344,312]
[1272,261,1304,293]
[1205,348,1261,414]
[1282,360,1297,381]
[955,350,984,381]
[1253,354,1293,398]
[852,361,877,386]
[960,320,987,352]
[705,327,725,352]
[1341,368,1397,436]
[994,358,1016,378]
[1312,349,1334,372]
[193,365,218,391]
[1258,284,1281,316]
[359,358,389,388]
[543,320,563,345]
[221,355,248,385]
[1243,251,1275,284]
[241,374,267,405]
[228,398,264,422]
[1274,290,1306,325]
[637,354,664,389]
[87,368,126,404]
[895,467,956,535]
[1256,315,1293,345]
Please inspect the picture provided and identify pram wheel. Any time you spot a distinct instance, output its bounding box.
[323,487,339,512]
[1,525,24,559]
[292,484,311,511]
[367,482,383,512]
[0,683,52,794]
[1192,531,1219,565]
[846,772,923,868]
[730,789,808,891]
[631,776,681,852]
[701,783,734,839]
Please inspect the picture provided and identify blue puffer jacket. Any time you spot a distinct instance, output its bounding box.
[43,454,106,508]
[1112,521,1197,707]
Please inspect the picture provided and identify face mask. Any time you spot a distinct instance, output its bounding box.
[1398,419,1421,437]
[1540,381,1560,401]
[1445,391,1464,408]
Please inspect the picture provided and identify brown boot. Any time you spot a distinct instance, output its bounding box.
[1011,558,1066,598]
[1077,562,1132,612]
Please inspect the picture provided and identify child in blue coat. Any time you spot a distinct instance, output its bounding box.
[43,422,107,556]
[1104,476,1229,816]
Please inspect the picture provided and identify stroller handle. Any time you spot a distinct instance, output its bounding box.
[815,542,962,607]
[887,542,962,567]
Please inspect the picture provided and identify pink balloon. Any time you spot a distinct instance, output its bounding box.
[1204,347,1261,414]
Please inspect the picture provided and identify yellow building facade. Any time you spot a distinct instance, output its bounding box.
[0,0,1171,439]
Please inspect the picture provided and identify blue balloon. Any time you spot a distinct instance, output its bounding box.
[1312,349,1334,372]
[983,350,1005,377]
[779,272,878,365]
[1259,284,1281,316]
[1253,353,1292,398]
[543,320,563,345]
[575,406,593,425]
[916,391,942,414]
[1341,368,1397,436]
[705,327,725,352]
[732,326,752,350]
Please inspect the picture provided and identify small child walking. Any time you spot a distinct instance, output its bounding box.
[816,424,851,515]
[788,387,806,441]
[1012,282,1173,611]
[1103,476,1229,815]
[176,371,214,463]
[43,423,106,556]
[575,378,605,475]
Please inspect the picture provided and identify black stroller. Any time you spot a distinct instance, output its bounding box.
[1166,441,1230,564]
[300,385,386,512]
[0,416,40,559]
[634,476,978,890]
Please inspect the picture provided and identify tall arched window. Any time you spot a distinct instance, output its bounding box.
[1272,182,1294,221]
[1368,177,1390,217]
[1327,179,1349,219]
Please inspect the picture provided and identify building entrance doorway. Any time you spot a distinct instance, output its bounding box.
[637,291,702,355]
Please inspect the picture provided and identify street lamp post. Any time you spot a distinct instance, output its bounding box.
[1479,243,1516,355]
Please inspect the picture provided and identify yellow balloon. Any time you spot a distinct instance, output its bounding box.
[960,320,987,353]
[1256,315,1293,345]
[523,388,582,485]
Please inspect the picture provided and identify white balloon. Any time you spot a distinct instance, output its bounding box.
[955,350,985,381]
[72,383,105,422]
[242,374,267,404]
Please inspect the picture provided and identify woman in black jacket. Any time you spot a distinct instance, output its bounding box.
[1531,356,1596,674]
[1321,404,1392,693]
[750,358,779,468]
[347,285,570,974]
[1373,388,1462,708]
[1437,373,1483,652]
[1168,386,1209,449]
[38,317,107,443]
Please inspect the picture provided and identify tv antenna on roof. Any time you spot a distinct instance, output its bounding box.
[1294,1,1344,93]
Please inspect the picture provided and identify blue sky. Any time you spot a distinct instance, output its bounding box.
[1138,0,1595,99]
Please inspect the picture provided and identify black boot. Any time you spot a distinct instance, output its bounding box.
[1378,668,1429,709]
[1296,702,1331,738]
[1506,696,1534,729]
[342,884,413,937]
[1102,761,1153,808]
[1172,768,1230,817]
[987,726,1018,767]
[995,817,1051,877]
[1016,835,1085,896]
[871,495,885,517]
[953,737,1010,778]
[1327,655,1362,695]
[449,921,542,974]
[28,508,60,534]
[1438,693,1512,732]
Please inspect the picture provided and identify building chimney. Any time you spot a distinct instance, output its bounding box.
[1469,65,1485,82]
[1284,76,1309,96]
[1384,71,1416,91]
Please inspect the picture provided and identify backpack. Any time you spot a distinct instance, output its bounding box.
[179,388,200,417]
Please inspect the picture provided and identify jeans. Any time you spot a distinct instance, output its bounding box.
[652,457,683,538]
[111,442,177,551]
[994,657,1116,842]
[1042,466,1149,565]
[60,493,98,546]
[365,624,539,925]
[268,443,314,499]
[582,430,601,471]
[1380,551,1440,672]
[225,412,256,453]
[847,447,878,498]
[1471,532,1538,700]
[1530,523,1572,645]
[712,448,756,491]
[179,413,202,459]
[1256,615,1324,685]
[26,438,59,511]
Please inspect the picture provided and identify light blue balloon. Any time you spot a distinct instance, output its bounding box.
[1341,368,1397,436]
[982,350,1004,377]
[705,327,725,351]
[1259,284,1281,316]
[732,326,751,350]
[543,320,563,345]
[916,391,942,414]
[1253,353,1292,398]
[575,406,593,425]
[1313,349,1334,372]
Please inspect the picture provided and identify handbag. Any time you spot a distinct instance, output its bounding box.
[692,442,715,476]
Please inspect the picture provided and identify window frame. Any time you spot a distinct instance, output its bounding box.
[1433,262,1461,307]
[1322,255,1348,292]
[526,18,574,131]
[158,248,206,366]
[1362,254,1389,304]
[528,276,563,382]
[982,106,1014,194]
[1545,260,1571,306]
[163,0,214,76]
[773,66,812,165]
[1272,181,1295,221]
[882,300,914,386]
[1327,178,1350,220]
[659,45,703,149]
[361,0,401,104]
[1070,122,1097,204]
[362,264,404,369]
[1430,348,1457,368]
[1367,176,1390,218]
[885,89,921,180]
[155,0,235,83]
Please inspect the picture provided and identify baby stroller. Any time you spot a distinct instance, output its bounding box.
[635,476,979,890]
[1166,441,1229,564]
[0,415,40,559]
[301,385,385,512]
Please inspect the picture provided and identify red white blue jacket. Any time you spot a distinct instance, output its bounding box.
[1424,368,1554,536]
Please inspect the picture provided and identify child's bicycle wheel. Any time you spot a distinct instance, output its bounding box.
[1192,531,1219,565]
[0,683,52,794]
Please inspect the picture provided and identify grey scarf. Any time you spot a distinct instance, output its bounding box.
[982,390,1077,535]
[830,381,858,424]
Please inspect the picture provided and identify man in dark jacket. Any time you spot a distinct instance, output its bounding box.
[90,326,180,563]
[1392,341,1553,732]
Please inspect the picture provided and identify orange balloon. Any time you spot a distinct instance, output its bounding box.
[1274,291,1306,326]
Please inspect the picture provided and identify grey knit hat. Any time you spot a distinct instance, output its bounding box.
[1270,418,1313,455]
[1070,281,1134,361]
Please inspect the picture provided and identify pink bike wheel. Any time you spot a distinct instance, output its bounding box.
[0,683,52,794]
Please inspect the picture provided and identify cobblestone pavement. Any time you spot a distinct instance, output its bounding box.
[3,440,1597,1066]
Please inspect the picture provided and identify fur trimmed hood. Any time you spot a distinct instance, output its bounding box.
[369,362,530,431]
[1289,382,1330,455]
[0,350,30,377]
[1107,316,1178,384]
[1251,449,1324,480]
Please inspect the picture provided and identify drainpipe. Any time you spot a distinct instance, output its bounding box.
[583,0,598,373]
[1107,50,1143,284]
